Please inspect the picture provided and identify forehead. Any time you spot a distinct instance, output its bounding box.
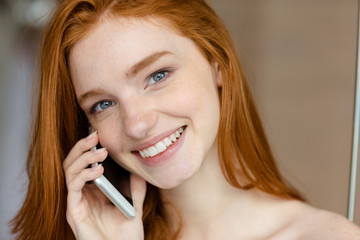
[68,16,197,92]
[69,16,190,67]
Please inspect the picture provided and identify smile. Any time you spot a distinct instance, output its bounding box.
[138,127,184,158]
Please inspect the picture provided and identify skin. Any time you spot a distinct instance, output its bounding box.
[70,16,221,190]
[64,15,360,239]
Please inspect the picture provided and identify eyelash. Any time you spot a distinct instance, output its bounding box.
[147,68,171,86]
[89,100,115,115]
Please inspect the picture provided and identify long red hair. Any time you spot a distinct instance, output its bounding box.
[11,0,302,239]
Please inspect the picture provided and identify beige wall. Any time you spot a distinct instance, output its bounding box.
[207,0,359,224]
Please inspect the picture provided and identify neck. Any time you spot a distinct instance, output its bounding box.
[159,144,252,236]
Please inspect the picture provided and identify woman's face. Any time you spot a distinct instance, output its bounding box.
[69,16,222,189]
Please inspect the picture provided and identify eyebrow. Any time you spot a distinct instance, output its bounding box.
[128,50,172,76]
[78,88,106,106]
[77,50,172,105]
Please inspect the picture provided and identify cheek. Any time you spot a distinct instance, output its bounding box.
[173,86,202,114]
[99,124,131,169]
[163,76,219,117]
[97,117,122,151]
[181,78,220,120]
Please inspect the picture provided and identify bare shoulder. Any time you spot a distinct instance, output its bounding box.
[274,200,360,240]
[224,190,360,239]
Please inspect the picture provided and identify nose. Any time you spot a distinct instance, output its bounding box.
[121,97,157,139]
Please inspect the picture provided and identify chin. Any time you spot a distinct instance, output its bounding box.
[154,177,187,189]
[148,162,201,190]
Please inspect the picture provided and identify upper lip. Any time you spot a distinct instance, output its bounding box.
[131,126,185,152]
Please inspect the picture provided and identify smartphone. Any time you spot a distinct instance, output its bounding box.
[89,126,135,218]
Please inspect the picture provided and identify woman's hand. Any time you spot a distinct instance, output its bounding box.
[63,131,146,240]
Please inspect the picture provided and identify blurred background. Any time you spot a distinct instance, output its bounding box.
[0,0,359,239]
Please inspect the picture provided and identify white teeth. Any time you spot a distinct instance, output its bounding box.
[164,137,172,147]
[138,127,184,158]
[144,149,151,157]
[148,146,157,157]
[170,134,176,142]
[175,130,180,138]
[155,142,166,153]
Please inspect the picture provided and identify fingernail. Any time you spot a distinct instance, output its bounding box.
[87,130,97,139]
[91,163,102,171]
[94,148,106,153]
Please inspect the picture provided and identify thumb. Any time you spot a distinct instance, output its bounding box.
[130,174,147,215]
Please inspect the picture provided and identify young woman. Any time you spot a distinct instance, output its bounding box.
[11,0,360,239]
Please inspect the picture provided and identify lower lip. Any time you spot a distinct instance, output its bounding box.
[134,127,186,167]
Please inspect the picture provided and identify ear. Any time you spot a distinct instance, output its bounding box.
[212,62,223,87]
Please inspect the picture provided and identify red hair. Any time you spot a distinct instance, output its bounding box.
[11,0,302,239]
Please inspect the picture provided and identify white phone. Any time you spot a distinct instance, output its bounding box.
[89,126,135,218]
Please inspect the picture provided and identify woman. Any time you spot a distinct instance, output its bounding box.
[11,0,360,239]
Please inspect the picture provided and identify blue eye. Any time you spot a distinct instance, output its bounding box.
[92,100,115,114]
[149,70,168,85]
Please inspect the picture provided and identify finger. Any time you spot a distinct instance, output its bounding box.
[67,165,104,209]
[129,174,147,215]
[64,148,108,185]
[63,131,99,170]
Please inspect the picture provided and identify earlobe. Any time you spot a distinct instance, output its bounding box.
[213,62,223,87]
